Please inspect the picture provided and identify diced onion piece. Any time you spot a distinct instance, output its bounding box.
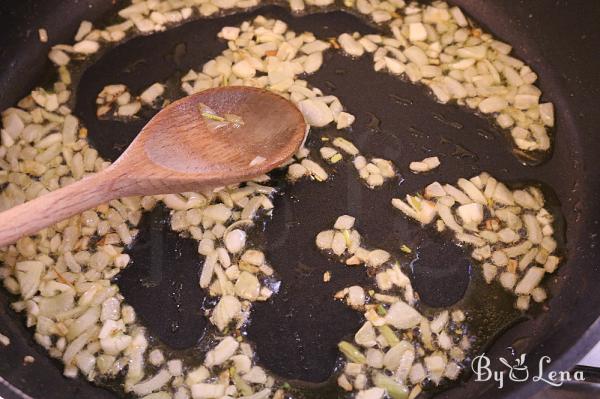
[385,301,422,329]
[204,336,238,368]
[191,383,226,399]
[334,215,356,230]
[354,321,377,347]
[356,387,385,399]
[456,203,483,227]
[298,99,334,127]
[234,271,260,301]
[224,229,246,253]
[383,341,413,371]
[408,23,427,42]
[210,295,241,331]
[347,286,366,307]
[316,229,335,250]
[15,261,44,299]
[457,178,486,204]
[73,40,99,54]
[140,83,165,104]
[132,369,172,396]
[514,267,545,295]
[338,33,364,57]
[539,103,555,127]
[478,96,507,114]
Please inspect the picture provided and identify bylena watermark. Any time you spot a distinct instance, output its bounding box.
[471,353,585,389]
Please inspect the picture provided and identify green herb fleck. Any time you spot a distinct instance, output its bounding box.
[202,112,226,122]
[338,341,366,364]
[400,244,412,254]
[330,153,343,163]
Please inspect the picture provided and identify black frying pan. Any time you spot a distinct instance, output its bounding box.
[1,1,600,399]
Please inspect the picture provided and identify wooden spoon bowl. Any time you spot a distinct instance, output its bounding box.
[130,86,307,189]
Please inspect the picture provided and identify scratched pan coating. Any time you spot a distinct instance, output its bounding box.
[1,2,600,399]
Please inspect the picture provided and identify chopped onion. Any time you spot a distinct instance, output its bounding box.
[204,336,239,367]
[385,301,422,329]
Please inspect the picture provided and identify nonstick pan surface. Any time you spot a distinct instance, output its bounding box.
[1,1,600,399]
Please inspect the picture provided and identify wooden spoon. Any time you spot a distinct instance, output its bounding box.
[0,86,306,247]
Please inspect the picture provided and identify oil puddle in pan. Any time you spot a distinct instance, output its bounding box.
[115,204,211,350]
[69,3,564,398]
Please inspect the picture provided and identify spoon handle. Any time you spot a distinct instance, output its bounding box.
[0,170,118,247]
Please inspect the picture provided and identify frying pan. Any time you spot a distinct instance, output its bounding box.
[1,1,600,398]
